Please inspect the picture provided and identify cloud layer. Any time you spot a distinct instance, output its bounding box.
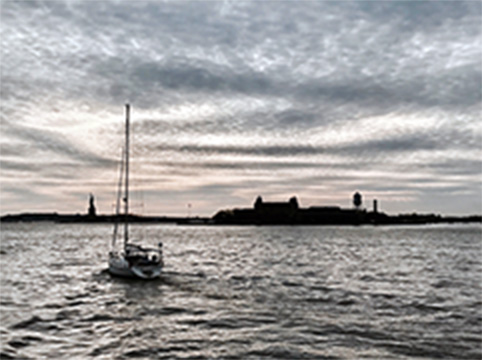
[1,0,481,216]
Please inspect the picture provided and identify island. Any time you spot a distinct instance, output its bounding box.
[1,192,480,226]
[211,193,481,225]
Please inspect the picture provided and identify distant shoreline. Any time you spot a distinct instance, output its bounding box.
[5,193,480,226]
[0,213,189,224]
[1,212,480,226]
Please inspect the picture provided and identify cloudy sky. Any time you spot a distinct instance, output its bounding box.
[1,0,481,217]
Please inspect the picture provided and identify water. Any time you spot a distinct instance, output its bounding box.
[0,223,481,359]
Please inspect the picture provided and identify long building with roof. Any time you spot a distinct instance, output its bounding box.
[213,193,369,225]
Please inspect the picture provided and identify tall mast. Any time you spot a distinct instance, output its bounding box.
[124,104,130,248]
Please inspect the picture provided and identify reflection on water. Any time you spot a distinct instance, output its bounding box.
[1,223,481,359]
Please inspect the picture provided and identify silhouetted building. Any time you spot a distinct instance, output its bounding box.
[254,196,298,211]
[253,196,299,224]
[373,199,378,213]
[213,194,367,225]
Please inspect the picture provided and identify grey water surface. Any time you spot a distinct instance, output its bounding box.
[0,223,481,359]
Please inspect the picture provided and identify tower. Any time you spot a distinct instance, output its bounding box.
[289,196,299,209]
[254,196,263,210]
[353,192,362,210]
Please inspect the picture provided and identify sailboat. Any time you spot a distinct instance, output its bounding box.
[108,104,163,279]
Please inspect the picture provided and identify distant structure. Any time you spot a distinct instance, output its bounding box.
[2,190,482,225]
[214,194,366,225]
[353,192,362,210]
[253,196,299,223]
[254,196,299,211]
[88,193,97,217]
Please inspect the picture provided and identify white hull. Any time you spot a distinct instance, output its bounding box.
[108,253,162,280]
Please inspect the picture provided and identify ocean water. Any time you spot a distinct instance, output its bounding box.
[0,223,481,359]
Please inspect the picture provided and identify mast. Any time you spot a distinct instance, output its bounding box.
[124,104,130,249]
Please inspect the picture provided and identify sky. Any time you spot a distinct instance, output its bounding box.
[1,0,481,217]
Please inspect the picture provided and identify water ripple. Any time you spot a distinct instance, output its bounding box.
[0,223,480,359]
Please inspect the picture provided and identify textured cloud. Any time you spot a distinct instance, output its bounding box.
[0,0,480,215]
[4,122,114,167]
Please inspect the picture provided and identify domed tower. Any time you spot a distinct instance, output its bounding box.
[353,192,362,210]
[289,196,299,210]
[254,196,263,211]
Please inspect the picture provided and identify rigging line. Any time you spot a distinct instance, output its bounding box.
[112,145,126,248]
